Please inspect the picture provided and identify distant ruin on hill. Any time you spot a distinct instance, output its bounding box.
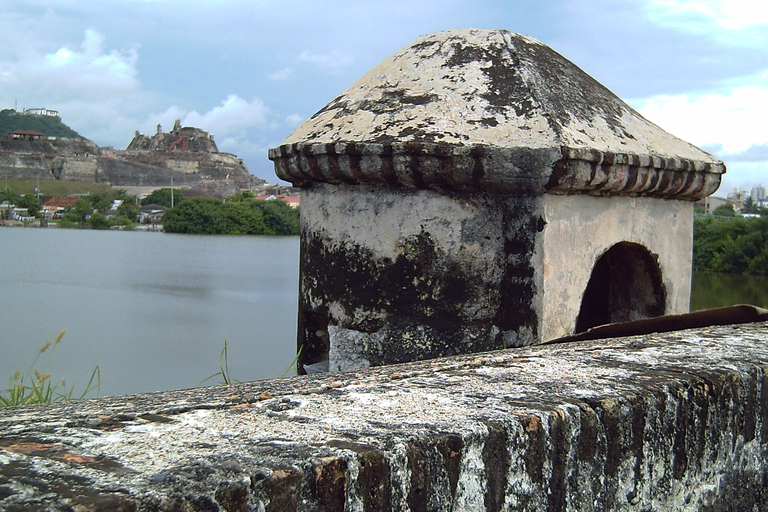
[0,118,264,195]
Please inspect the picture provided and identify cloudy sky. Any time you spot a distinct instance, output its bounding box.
[1,0,766,194]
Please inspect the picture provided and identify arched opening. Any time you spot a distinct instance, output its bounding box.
[575,242,666,333]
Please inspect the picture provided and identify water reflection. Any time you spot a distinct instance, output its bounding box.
[691,271,768,311]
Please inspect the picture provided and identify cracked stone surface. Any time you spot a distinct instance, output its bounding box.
[1,321,768,511]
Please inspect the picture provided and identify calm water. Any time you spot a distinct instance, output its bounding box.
[690,271,768,311]
[2,228,766,397]
[0,228,299,396]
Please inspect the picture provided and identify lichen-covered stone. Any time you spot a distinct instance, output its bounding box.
[2,322,768,511]
[270,29,723,199]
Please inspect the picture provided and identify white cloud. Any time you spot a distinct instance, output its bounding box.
[181,94,268,138]
[27,30,140,99]
[298,49,353,74]
[285,113,304,127]
[632,82,768,155]
[647,0,768,44]
[268,67,295,81]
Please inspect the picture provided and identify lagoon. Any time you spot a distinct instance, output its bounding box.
[2,227,767,398]
[0,228,299,396]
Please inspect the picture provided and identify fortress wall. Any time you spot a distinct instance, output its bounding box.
[1,321,767,511]
[57,156,101,183]
[0,153,53,180]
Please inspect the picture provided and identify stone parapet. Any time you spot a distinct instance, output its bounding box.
[1,321,767,511]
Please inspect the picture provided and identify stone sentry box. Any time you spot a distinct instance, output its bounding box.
[269,29,724,373]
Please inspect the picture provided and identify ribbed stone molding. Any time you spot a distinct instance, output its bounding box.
[270,142,723,199]
[270,29,724,199]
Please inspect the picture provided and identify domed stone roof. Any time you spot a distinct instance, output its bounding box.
[270,29,723,199]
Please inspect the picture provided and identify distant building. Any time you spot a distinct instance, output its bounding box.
[9,129,44,141]
[751,185,765,202]
[727,188,746,211]
[254,195,300,208]
[22,107,59,117]
[697,196,733,214]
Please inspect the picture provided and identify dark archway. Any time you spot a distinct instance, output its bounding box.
[575,242,666,333]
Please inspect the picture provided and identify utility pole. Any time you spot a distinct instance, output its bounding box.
[171,176,174,208]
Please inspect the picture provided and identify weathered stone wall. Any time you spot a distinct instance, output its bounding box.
[298,184,544,372]
[2,321,767,511]
[539,195,693,340]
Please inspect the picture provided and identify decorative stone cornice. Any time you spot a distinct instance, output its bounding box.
[270,29,724,200]
[269,142,723,199]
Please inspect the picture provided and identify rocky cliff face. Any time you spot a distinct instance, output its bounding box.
[0,120,264,194]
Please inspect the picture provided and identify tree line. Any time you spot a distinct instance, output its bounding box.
[694,215,768,275]
[163,191,299,235]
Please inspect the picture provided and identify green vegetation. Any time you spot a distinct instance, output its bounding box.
[712,203,736,217]
[57,189,139,230]
[201,341,302,386]
[694,215,768,275]
[0,109,85,139]
[164,192,299,235]
[200,340,239,386]
[140,187,184,207]
[0,330,101,408]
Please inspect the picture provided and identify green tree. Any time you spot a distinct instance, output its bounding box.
[742,196,758,214]
[712,203,736,217]
[141,188,184,208]
[163,197,226,234]
[222,201,267,235]
[18,195,41,217]
[88,193,112,213]
[116,201,139,222]
[88,212,109,230]
[0,187,20,205]
[254,200,300,235]
[226,190,255,202]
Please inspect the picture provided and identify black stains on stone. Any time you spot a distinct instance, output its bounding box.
[520,414,545,483]
[545,159,570,191]
[761,368,768,444]
[597,400,622,480]
[407,436,463,511]
[444,40,535,117]
[215,480,249,512]
[626,396,646,503]
[513,35,628,134]
[357,449,392,512]
[471,146,485,184]
[577,402,598,462]
[251,467,301,512]
[382,89,438,106]
[407,144,426,188]
[700,469,768,512]
[547,412,568,512]
[435,434,463,499]
[311,457,348,511]
[493,203,540,338]
[407,442,429,512]
[482,421,510,512]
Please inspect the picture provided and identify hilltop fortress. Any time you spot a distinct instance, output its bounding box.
[0,119,264,195]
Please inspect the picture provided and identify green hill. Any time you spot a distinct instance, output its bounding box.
[0,109,87,140]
